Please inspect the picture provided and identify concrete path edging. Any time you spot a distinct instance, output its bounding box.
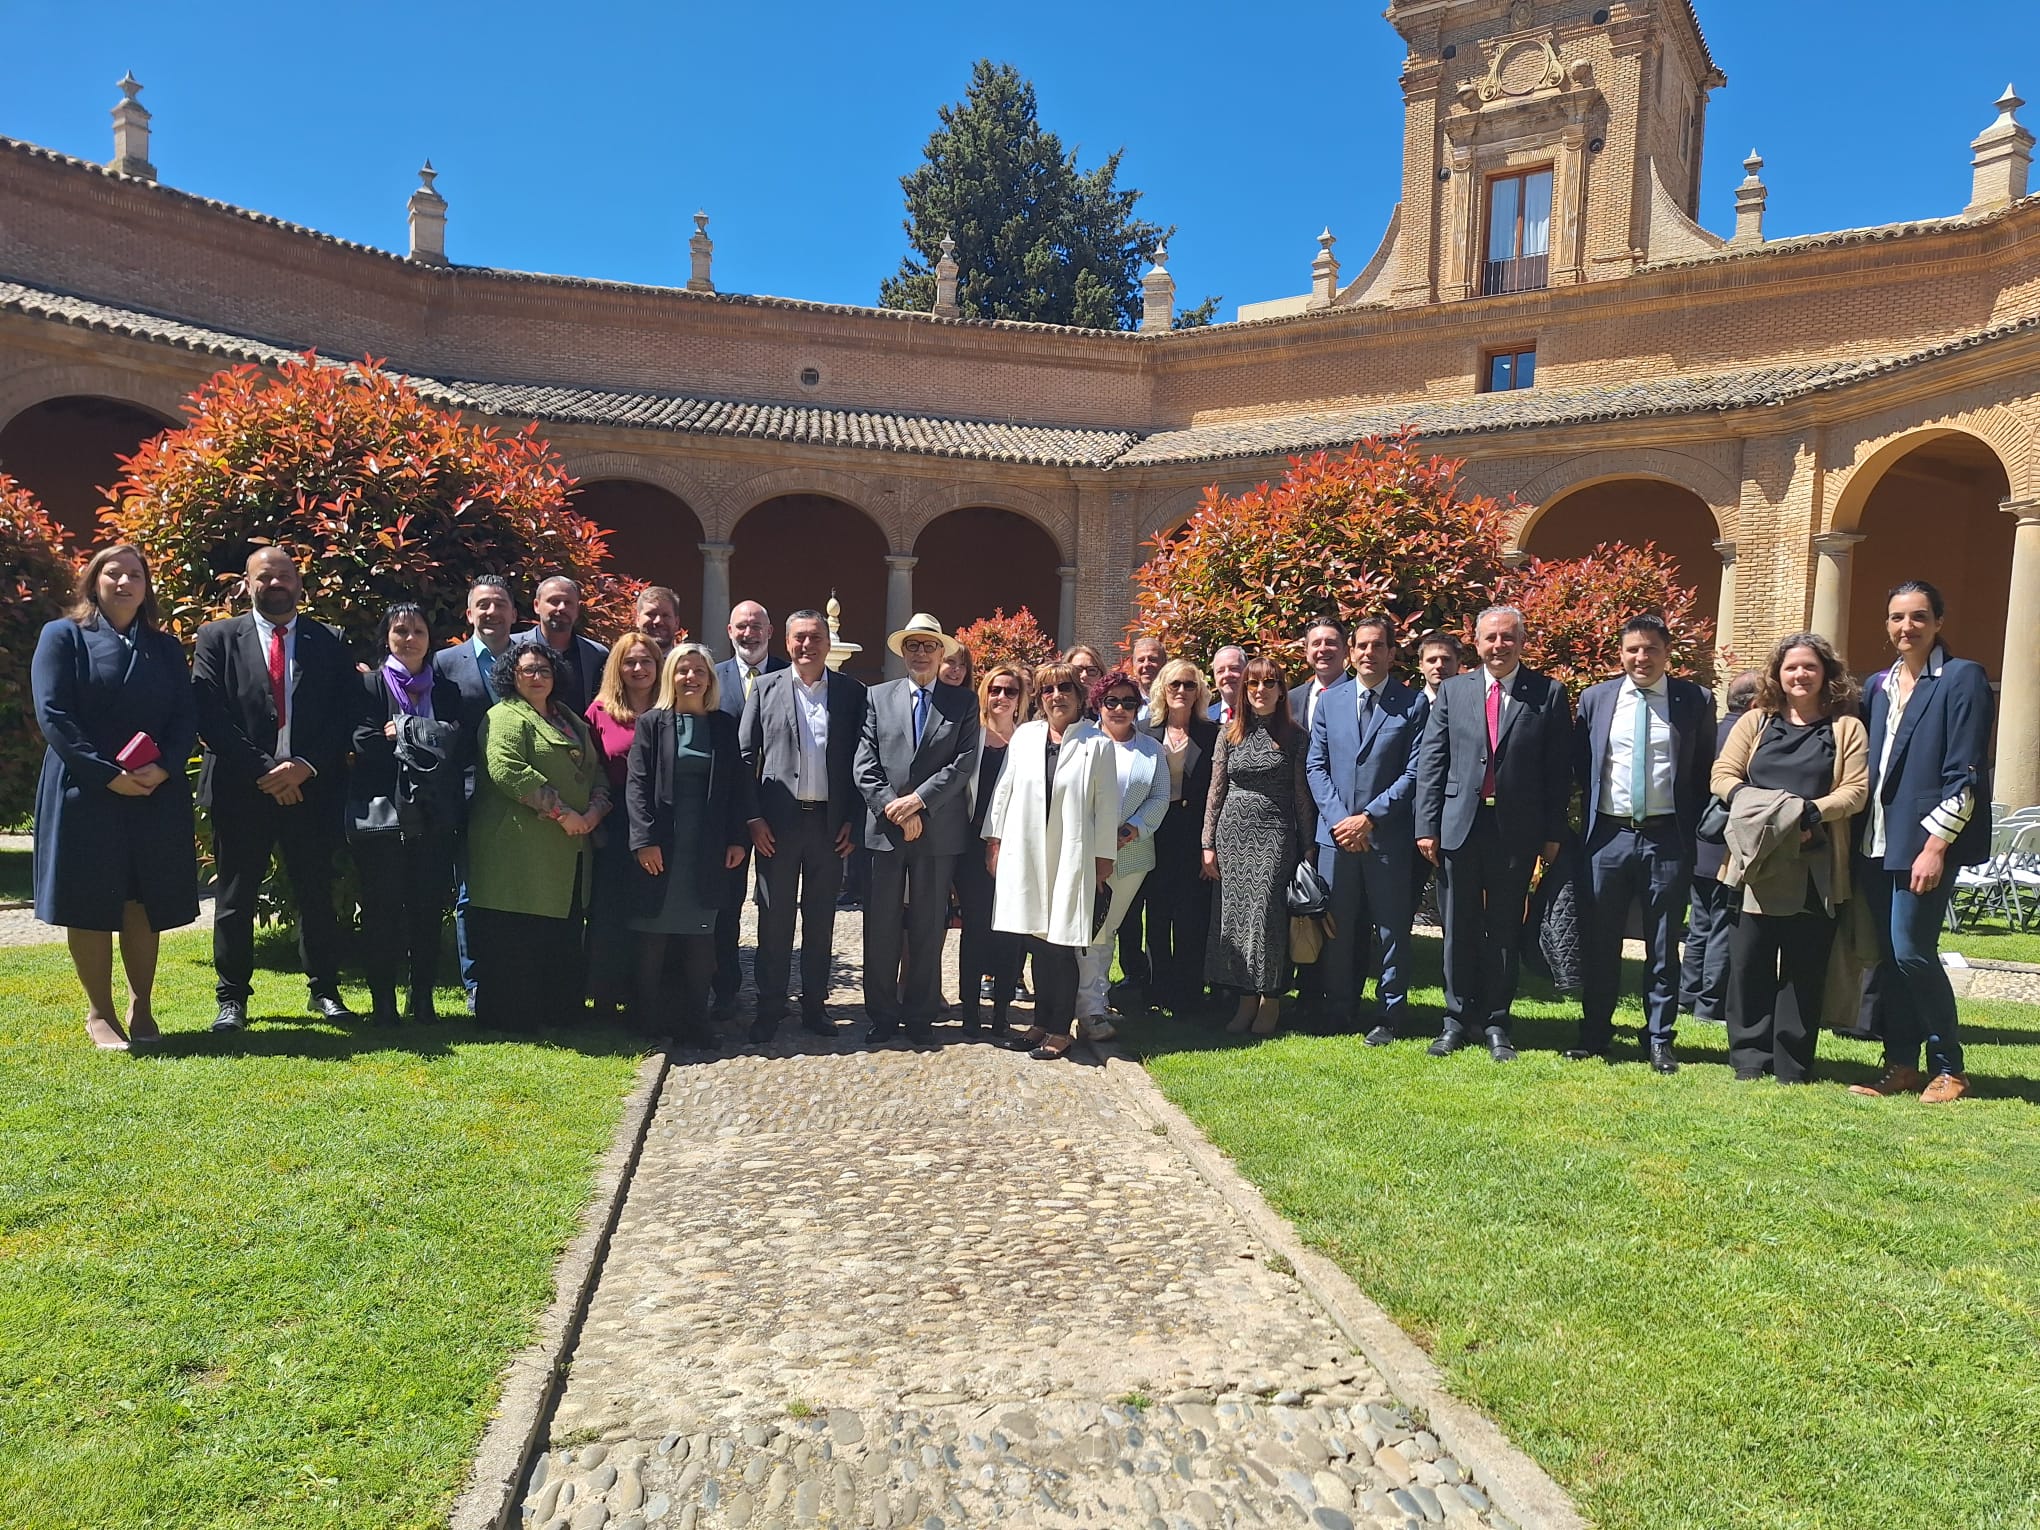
[447,1042,671,1530]
[1095,1044,1589,1530]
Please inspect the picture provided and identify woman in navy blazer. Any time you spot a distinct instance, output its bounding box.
[1849,580,1995,1103]
[31,545,198,1050]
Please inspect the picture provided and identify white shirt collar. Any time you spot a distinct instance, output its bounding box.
[1484,664,1519,692]
[254,610,295,640]
[1624,675,1667,698]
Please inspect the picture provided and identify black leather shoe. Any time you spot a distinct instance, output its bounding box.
[864,1021,900,1044]
[1486,1031,1518,1063]
[309,993,355,1022]
[799,1013,837,1038]
[211,1000,247,1033]
[905,1021,937,1047]
[1648,1041,1680,1074]
[1427,1030,1466,1057]
[1562,1047,1610,1062]
[748,1018,780,1044]
[1363,1025,1399,1047]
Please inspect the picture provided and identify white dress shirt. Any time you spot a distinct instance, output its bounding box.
[1603,678,1676,819]
[252,610,300,763]
[792,672,830,803]
[1865,647,1974,858]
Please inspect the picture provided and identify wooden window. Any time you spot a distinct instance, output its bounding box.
[1481,168,1552,296]
[1483,347,1537,393]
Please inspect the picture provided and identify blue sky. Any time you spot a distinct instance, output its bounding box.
[5,0,2035,320]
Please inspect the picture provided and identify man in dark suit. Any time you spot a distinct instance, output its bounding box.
[433,573,518,1007]
[192,547,358,1031]
[711,599,789,1021]
[1568,615,1718,1072]
[1413,604,1572,1061]
[517,574,607,716]
[854,612,981,1044]
[739,608,867,1042]
[1306,616,1427,1043]
[1290,617,1350,732]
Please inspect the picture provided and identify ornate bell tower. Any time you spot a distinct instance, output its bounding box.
[1385,0,1725,307]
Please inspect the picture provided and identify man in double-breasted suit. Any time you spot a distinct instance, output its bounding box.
[739,609,867,1042]
[1305,617,1427,1043]
[1570,615,1718,1072]
[1413,605,1573,1060]
[434,573,519,1006]
[192,547,358,1031]
[854,613,981,1044]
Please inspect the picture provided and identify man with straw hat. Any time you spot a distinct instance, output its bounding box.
[854,613,981,1044]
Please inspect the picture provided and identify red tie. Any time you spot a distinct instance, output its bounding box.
[1481,678,1502,800]
[268,623,288,722]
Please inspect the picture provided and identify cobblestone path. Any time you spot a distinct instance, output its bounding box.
[521,914,1505,1530]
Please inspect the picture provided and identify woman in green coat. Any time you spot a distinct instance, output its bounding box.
[468,639,612,1030]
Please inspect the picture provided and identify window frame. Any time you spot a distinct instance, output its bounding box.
[1480,165,1554,297]
[1481,344,1538,394]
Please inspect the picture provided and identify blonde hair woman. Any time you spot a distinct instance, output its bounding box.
[583,631,663,1020]
[1139,658,1221,1013]
[625,643,758,1048]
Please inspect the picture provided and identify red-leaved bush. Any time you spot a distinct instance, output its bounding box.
[1127,432,1516,672]
[954,606,1062,675]
[1499,540,1715,698]
[103,355,638,652]
[0,473,79,825]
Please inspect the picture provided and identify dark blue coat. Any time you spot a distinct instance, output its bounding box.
[1304,676,1426,862]
[1571,674,1717,848]
[31,618,199,932]
[1860,652,1995,870]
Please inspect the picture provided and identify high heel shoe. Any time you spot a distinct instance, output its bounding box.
[1249,997,1281,1037]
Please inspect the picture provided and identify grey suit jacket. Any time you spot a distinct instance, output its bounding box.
[716,653,789,719]
[739,666,868,840]
[854,678,981,855]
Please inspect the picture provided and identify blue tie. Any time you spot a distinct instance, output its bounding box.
[1631,686,1652,819]
[912,686,929,748]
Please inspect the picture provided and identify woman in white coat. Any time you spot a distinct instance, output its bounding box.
[985,660,1120,1060]
[1076,668,1171,1041]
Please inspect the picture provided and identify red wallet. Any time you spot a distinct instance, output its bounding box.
[115,732,161,771]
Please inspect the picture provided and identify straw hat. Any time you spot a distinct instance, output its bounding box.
[886,612,963,659]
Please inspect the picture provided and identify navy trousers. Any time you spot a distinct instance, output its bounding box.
[1579,816,1693,1050]
[1316,841,1414,1028]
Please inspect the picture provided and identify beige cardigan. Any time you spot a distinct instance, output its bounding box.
[1710,708,1869,908]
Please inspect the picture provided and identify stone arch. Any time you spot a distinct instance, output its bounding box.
[1133,478,1264,551]
[1509,448,1736,546]
[911,507,1064,639]
[1828,413,2032,533]
[567,477,708,638]
[1832,427,2014,683]
[555,448,722,517]
[0,362,191,436]
[0,381,184,543]
[723,465,891,545]
[898,480,1072,563]
[729,492,891,683]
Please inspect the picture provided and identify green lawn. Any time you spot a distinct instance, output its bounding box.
[1944,911,2040,967]
[0,929,646,1530]
[1119,933,2040,1530]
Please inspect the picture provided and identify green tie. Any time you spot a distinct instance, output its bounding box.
[1631,686,1652,819]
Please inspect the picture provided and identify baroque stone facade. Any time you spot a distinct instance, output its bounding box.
[1,0,2037,800]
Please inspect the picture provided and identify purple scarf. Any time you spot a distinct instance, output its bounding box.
[382,656,435,717]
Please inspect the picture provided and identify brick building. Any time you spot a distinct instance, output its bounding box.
[2,2,2037,801]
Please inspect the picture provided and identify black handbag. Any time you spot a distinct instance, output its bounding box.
[1696,796,1731,845]
[346,794,403,841]
[1286,857,1332,918]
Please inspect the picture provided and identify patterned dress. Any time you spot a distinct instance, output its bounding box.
[1203,720,1309,994]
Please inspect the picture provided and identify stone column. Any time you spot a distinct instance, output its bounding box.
[884,554,918,679]
[1809,531,1864,652]
[1996,499,2040,808]
[698,541,734,659]
[1057,565,1078,652]
[1712,538,1738,677]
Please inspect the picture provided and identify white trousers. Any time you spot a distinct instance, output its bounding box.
[1077,866,1150,1019]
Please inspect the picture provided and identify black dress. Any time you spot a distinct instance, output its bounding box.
[31,618,198,933]
[955,740,1021,1021]
[1204,721,1309,995]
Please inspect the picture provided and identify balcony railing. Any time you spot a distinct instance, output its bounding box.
[1481,253,1548,296]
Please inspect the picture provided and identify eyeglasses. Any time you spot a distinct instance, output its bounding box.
[515,666,552,680]
[986,684,1021,698]
[1099,695,1139,711]
[901,639,943,655]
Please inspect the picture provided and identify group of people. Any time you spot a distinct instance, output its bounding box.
[30,542,1994,1102]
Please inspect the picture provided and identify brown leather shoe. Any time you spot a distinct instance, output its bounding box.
[1849,1066,1926,1098]
[1919,1072,1970,1104]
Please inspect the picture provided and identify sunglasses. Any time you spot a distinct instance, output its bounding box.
[1041,681,1081,695]
[1165,680,1197,690]
[986,684,1021,697]
[1099,695,1139,710]
[1246,679,1282,690]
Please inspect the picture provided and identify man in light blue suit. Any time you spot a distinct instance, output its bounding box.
[1305,616,1427,1042]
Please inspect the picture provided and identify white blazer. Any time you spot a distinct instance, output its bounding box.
[983,719,1120,947]
[1100,729,1171,878]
